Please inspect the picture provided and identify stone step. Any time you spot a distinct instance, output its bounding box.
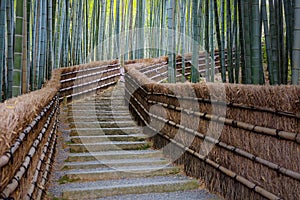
[66,150,164,162]
[70,134,147,143]
[62,158,169,170]
[70,121,137,128]
[68,115,133,122]
[59,176,199,199]
[68,111,131,116]
[68,113,132,119]
[68,141,150,153]
[85,97,125,101]
[70,127,141,136]
[96,190,219,200]
[70,102,126,107]
[69,106,128,111]
[62,165,180,182]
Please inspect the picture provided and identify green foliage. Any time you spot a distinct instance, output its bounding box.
[0,0,300,101]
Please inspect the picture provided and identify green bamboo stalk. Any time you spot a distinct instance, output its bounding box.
[186,0,191,53]
[155,1,162,57]
[277,1,285,84]
[84,0,88,60]
[26,0,31,91]
[108,0,114,59]
[63,0,70,67]
[46,0,54,75]
[261,0,273,84]
[114,0,120,59]
[120,0,127,63]
[210,0,215,82]
[205,0,210,81]
[243,0,252,84]
[233,0,240,83]
[128,0,134,60]
[259,7,265,85]
[38,0,46,89]
[292,0,300,84]
[0,0,6,101]
[167,0,176,83]
[77,1,83,64]
[99,0,106,61]
[269,1,278,84]
[214,0,222,81]
[6,0,14,98]
[250,0,261,85]
[160,0,167,57]
[289,0,295,82]
[283,0,292,84]
[21,0,28,93]
[191,0,200,83]
[238,0,245,84]
[30,0,37,89]
[13,0,25,96]
[220,0,226,82]
[34,0,42,89]
[226,0,234,83]
[89,0,96,53]
[180,0,186,82]
[54,0,65,68]
[72,0,79,64]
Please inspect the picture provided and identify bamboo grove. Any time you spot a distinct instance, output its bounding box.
[0,0,300,101]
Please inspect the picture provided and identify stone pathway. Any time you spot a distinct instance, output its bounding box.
[47,83,220,200]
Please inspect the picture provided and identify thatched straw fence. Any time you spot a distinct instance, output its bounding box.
[124,58,300,200]
[0,60,120,199]
[1,52,299,199]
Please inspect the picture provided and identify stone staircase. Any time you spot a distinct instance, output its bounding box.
[47,83,220,200]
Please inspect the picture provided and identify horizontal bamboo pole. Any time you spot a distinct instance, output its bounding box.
[61,66,120,83]
[148,99,299,144]
[61,81,118,100]
[139,49,225,73]
[60,73,121,93]
[0,95,59,168]
[146,100,300,181]
[61,63,120,78]
[150,92,300,120]
[125,89,282,200]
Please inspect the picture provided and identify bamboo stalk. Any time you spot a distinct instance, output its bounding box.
[6,0,14,98]
[167,0,176,83]
[292,0,300,84]
[0,0,6,101]
[13,0,25,96]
